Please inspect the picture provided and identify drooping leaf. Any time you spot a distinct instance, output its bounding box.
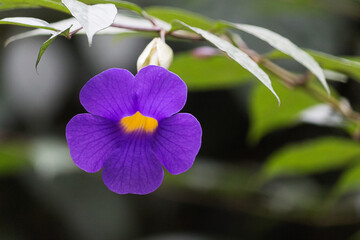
[261,137,360,180]
[226,22,329,94]
[4,15,148,46]
[146,6,214,30]
[248,80,318,143]
[333,163,360,196]
[62,0,117,46]
[174,21,280,104]
[170,53,252,90]
[0,17,58,31]
[5,18,80,46]
[36,26,71,70]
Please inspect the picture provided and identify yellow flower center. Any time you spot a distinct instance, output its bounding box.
[120,111,158,134]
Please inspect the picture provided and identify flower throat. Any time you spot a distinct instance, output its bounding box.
[120,111,158,134]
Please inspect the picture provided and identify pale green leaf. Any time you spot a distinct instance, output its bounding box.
[262,137,360,180]
[248,80,318,143]
[0,17,58,31]
[227,22,329,94]
[175,21,280,104]
[4,15,147,45]
[62,0,117,46]
[170,53,252,90]
[5,18,80,46]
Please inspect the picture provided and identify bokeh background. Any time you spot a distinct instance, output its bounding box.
[1,0,360,239]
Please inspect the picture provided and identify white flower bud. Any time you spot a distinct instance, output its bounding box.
[137,37,173,71]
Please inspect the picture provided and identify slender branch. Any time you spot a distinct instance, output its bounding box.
[260,59,300,87]
[110,23,161,32]
[160,29,166,41]
[141,11,158,26]
[67,27,82,39]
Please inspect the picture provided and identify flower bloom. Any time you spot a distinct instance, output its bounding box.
[66,65,202,194]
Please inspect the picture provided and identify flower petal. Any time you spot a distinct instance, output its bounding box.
[135,65,187,120]
[80,68,136,121]
[102,136,164,194]
[66,113,124,173]
[151,113,202,175]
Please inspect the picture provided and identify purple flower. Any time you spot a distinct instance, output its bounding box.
[66,65,202,194]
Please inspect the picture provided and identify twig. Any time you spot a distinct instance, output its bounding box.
[67,27,82,39]
[110,23,161,32]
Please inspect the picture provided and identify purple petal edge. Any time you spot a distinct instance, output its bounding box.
[66,113,124,173]
[102,135,164,194]
[151,113,202,175]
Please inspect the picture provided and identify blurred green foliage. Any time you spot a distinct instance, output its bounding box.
[248,80,318,143]
[261,137,360,180]
[0,142,29,176]
[170,53,251,90]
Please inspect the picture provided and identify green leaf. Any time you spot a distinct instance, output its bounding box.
[261,137,360,180]
[0,0,143,15]
[248,80,318,143]
[81,0,143,14]
[62,0,117,46]
[174,21,280,104]
[308,50,360,81]
[0,0,69,13]
[333,163,360,196]
[0,142,29,176]
[36,26,71,70]
[0,17,58,31]
[170,53,252,90]
[226,22,329,94]
[268,50,360,81]
[146,6,214,30]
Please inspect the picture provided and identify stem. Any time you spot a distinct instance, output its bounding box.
[110,23,161,32]
[260,59,300,87]
[301,85,360,123]
[67,27,82,39]
[160,29,166,41]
